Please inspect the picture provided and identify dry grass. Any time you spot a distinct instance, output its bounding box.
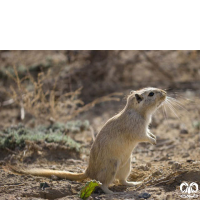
[3,66,122,123]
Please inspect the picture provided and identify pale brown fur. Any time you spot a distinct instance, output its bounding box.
[5,87,166,194]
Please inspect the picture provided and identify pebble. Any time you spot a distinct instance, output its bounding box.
[189,143,195,149]
[51,175,59,180]
[51,165,56,170]
[138,192,151,199]
[35,177,41,182]
[182,153,190,158]
[166,194,173,200]
[152,170,162,177]
[168,161,175,165]
[160,156,170,161]
[193,161,200,165]
[139,165,150,171]
[180,129,188,134]
[156,191,161,195]
[146,162,151,168]
[166,152,174,157]
[186,159,194,163]
[87,196,94,200]
[0,161,5,165]
[7,174,15,178]
[171,162,181,170]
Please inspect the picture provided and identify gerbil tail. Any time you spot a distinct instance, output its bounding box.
[3,164,87,181]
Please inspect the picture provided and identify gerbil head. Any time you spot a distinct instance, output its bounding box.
[127,87,166,116]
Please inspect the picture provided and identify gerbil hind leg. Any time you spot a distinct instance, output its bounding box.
[98,159,119,194]
[101,185,114,194]
[116,157,142,186]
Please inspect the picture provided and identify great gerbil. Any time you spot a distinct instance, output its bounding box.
[5,87,167,194]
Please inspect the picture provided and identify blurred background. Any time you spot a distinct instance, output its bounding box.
[0,50,200,128]
[0,50,200,199]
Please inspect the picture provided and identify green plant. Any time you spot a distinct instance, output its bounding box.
[79,180,101,200]
[0,123,83,151]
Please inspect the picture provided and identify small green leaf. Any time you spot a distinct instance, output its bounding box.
[79,180,101,200]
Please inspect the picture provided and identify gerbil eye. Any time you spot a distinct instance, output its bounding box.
[148,92,154,97]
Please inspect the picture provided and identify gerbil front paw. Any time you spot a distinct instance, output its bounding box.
[101,185,114,194]
[152,138,156,145]
[143,135,157,145]
[148,132,156,140]
[146,136,156,145]
[151,134,156,140]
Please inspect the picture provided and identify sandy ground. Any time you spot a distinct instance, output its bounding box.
[0,91,200,200]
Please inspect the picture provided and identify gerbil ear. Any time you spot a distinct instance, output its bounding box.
[135,94,143,103]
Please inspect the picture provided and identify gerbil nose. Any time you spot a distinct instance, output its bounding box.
[159,90,166,98]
